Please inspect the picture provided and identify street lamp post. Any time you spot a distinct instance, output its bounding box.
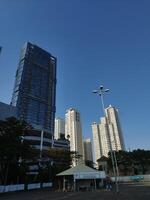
[111,140,120,178]
[40,130,44,159]
[92,85,119,193]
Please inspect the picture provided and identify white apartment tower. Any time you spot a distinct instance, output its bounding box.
[92,105,125,167]
[65,108,84,165]
[105,105,125,151]
[84,138,93,162]
[54,117,65,139]
[91,123,101,166]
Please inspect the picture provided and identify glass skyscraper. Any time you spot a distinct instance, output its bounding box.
[11,42,56,134]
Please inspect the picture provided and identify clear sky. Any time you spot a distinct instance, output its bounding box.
[0,0,150,150]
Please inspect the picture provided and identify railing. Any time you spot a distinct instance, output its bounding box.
[111,174,150,182]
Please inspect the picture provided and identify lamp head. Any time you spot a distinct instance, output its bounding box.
[105,89,110,92]
[92,90,98,94]
[100,85,103,90]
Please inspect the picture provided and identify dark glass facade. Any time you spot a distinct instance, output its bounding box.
[0,102,16,120]
[11,42,56,134]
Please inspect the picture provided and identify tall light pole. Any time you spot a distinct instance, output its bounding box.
[40,130,44,159]
[92,85,119,193]
[0,46,2,54]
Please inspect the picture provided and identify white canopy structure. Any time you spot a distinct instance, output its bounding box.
[56,164,106,191]
[57,164,106,179]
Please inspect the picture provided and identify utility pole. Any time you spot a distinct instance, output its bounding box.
[92,85,119,193]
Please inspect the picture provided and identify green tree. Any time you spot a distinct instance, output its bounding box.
[0,117,33,185]
[131,149,150,174]
[107,149,150,176]
[36,147,72,185]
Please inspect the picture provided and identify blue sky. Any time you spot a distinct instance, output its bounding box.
[0,0,150,150]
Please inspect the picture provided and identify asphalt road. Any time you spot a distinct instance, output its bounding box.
[0,182,150,200]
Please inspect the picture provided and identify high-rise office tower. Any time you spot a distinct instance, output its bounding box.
[65,108,84,165]
[92,105,125,167]
[54,117,65,139]
[11,42,56,149]
[11,42,56,133]
[83,138,93,162]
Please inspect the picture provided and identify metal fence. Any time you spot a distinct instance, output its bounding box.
[111,174,150,182]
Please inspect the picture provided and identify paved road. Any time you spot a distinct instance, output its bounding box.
[0,182,150,200]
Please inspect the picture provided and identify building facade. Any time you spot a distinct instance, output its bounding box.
[53,139,70,150]
[105,105,125,151]
[0,102,16,120]
[92,105,125,167]
[65,108,84,165]
[83,138,93,162]
[11,42,56,149]
[54,117,65,139]
[11,42,56,133]
[91,122,101,167]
